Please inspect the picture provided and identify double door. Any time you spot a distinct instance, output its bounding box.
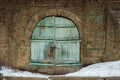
[30,16,80,67]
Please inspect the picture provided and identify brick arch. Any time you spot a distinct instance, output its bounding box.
[25,8,84,65]
[25,9,83,39]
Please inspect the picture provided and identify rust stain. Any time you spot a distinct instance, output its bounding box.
[48,45,56,59]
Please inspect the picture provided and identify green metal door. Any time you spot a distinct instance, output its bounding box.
[30,16,81,67]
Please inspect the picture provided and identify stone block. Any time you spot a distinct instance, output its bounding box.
[2,76,47,80]
[105,77,120,80]
[50,77,104,80]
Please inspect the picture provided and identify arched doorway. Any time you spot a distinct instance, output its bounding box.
[30,16,81,74]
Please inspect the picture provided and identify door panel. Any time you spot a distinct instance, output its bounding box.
[36,17,54,27]
[31,41,54,63]
[55,41,80,64]
[32,27,54,40]
[55,27,79,40]
[55,17,75,27]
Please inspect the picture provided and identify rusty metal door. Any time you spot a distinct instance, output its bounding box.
[30,16,81,68]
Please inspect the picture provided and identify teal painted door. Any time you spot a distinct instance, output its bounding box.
[30,16,81,66]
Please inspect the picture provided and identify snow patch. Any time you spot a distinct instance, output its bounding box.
[65,60,120,77]
[0,60,120,78]
[0,66,49,78]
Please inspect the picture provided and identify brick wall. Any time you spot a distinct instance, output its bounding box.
[0,0,119,74]
[103,6,120,61]
[0,8,10,65]
[81,1,105,65]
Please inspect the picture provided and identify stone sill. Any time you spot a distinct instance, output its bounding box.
[1,76,120,80]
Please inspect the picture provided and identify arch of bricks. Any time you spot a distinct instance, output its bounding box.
[25,8,84,65]
[25,8,83,39]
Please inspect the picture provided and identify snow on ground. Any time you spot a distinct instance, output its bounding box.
[65,60,120,77]
[0,60,120,78]
[0,66,49,78]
